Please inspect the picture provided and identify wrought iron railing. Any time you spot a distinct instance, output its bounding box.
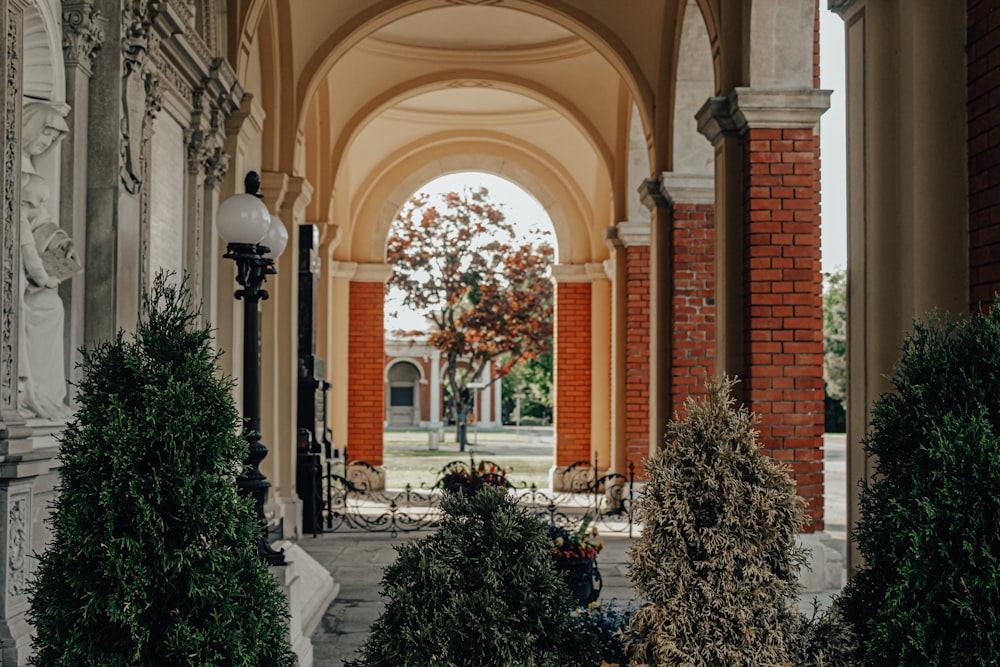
[317,456,638,538]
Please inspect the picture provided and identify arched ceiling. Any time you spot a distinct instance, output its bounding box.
[231,0,741,264]
[298,1,650,265]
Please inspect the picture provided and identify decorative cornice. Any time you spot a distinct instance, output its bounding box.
[550,263,606,284]
[638,177,669,211]
[329,260,357,281]
[615,221,650,247]
[697,88,832,146]
[352,263,393,283]
[661,172,715,206]
[828,0,860,18]
[62,0,107,73]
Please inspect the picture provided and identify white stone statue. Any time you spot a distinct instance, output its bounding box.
[18,101,73,420]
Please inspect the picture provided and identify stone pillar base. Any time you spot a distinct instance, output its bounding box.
[272,541,339,667]
[275,494,302,540]
[798,531,845,593]
[346,461,387,492]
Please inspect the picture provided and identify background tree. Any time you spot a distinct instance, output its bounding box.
[27,275,294,666]
[823,268,847,431]
[501,347,553,425]
[387,187,553,447]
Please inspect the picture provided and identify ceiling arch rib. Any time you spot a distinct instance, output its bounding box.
[293,0,657,158]
[345,134,596,266]
[327,70,615,190]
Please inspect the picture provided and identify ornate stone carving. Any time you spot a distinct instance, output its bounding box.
[119,0,153,194]
[62,0,107,73]
[7,497,27,596]
[20,102,74,421]
[3,7,21,410]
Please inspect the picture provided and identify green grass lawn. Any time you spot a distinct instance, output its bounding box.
[381,428,553,489]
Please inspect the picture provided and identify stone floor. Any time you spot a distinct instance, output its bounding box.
[298,432,848,666]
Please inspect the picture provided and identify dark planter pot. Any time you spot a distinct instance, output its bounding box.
[554,557,602,605]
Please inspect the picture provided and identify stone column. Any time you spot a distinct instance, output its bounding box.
[832,0,968,573]
[85,0,160,343]
[60,0,105,387]
[326,259,354,457]
[346,263,392,491]
[428,348,441,428]
[697,87,830,529]
[639,178,674,461]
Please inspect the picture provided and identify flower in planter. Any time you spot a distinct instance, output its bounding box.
[548,515,604,561]
[435,457,511,496]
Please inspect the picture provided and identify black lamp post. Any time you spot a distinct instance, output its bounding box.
[217,171,289,566]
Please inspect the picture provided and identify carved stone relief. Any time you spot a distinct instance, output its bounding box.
[119,0,153,194]
[6,496,27,597]
[3,6,22,413]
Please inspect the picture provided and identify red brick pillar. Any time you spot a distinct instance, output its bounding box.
[697,88,830,530]
[347,264,392,485]
[623,243,650,475]
[606,223,652,478]
[969,0,1000,308]
[551,266,593,488]
[663,177,717,401]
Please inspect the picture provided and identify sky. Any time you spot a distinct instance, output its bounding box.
[387,8,848,330]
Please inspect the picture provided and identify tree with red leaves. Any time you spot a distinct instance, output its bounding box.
[387,187,553,449]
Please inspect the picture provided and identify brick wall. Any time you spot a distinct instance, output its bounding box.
[743,127,826,531]
[624,246,650,474]
[348,281,386,464]
[554,282,592,467]
[968,0,1000,308]
[672,203,716,402]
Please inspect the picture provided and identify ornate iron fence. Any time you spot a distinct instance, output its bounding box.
[316,456,638,538]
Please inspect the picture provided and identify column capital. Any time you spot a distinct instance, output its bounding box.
[351,262,393,283]
[550,263,607,284]
[696,88,832,146]
[608,221,651,248]
[638,177,670,210]
[828,0,861,18]
[329,261,357,280]
[62,0,107,74]
[661,172,715,206]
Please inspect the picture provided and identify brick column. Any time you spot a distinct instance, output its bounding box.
[969,0,1000,308]
[697,88,830,531]
[550,264,605,490]
[605,223,651,478]
[663,175,717,402]
[347,264,392,489]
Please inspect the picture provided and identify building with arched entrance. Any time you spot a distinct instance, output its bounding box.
[0,0,993,662]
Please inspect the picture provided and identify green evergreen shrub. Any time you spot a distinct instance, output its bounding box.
[839,304,1000,665]
[27,274,294,667]
[625,376,854,667]
[346,486,598,667]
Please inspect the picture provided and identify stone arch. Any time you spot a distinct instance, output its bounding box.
[327,71,615,194]
[22,0,65,103]
[294,0,657,172]
[672,0,715,179]
[347,134,595,265]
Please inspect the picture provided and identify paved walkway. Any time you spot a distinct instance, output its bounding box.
[298,432,848,666]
